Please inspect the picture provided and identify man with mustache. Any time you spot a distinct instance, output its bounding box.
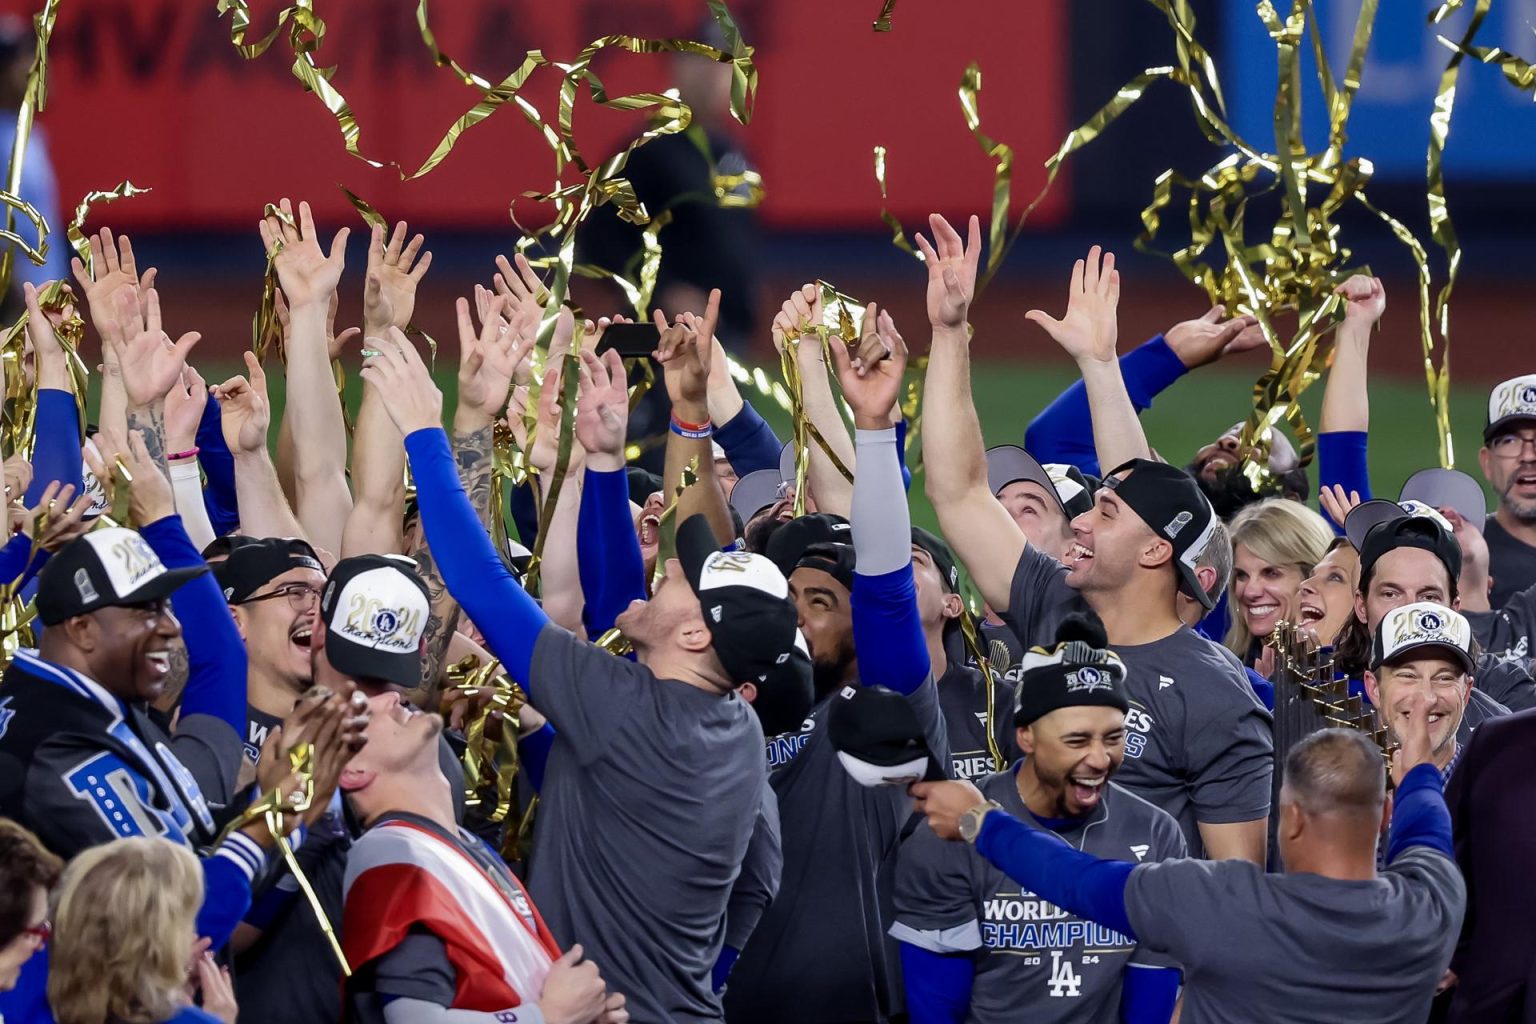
[1477,374,1536,608]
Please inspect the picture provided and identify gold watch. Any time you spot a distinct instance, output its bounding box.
[958,801,1003,844]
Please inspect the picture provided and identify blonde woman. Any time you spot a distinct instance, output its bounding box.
[1224,498,1336,665]
[48,839,236,1024]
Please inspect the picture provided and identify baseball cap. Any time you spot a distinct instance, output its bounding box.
[778,440,797,485]
[748,632,815,737]
[1399,469,1486,535]
[729,469,787,525]
[1344,498,1454,552]
[319,554,432,687]
[676,514,804,687]
[37,528,208,626]
[625,466,663,509]
[1483,374,1536,443]
[911,527,959,593]
[201,535,262,563]
[1014,614,1130,726]
[1102,459,1220,609]
[1370,601,1474,674]
[765,513,850,577]
[1355,513,1463,597]
[986,445,1095,520]
[795,542,857,593]
[79,438,110,521]
[827,684,946,787]
[213,537,324,604]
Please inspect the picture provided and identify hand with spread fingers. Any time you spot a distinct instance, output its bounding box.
[456,293,529,429]
[104,287,201,409]
[70,227,155,347]
[914,213,983,332]
[260,198,350,312]
[829,304,907,431]
[12,480,94,552]
[364,220,432,338]
[507,365,578,478]
[210,352,273,455]
[493,251,550,347]
[1165,304,1266,369]
[575,348,631,472]
[1025,245,1121,365]
[358,328,444,437]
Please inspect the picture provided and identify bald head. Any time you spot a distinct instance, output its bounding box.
[1281,728,1385,820]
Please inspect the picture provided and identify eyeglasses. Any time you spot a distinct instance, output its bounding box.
[21,920,49,946]
[1489,433,1536,457]
[239,583,321,612]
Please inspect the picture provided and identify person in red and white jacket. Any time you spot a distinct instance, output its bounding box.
[341,688,628,1024]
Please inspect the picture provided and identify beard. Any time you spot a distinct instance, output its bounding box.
[812,643,857,701]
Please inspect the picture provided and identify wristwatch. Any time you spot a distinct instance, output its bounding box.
[958,801,1003,844]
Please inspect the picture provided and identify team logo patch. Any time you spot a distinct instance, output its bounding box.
[1066,666,1111,693]
[74,568,99,603]
[371,608,399,637]
[1416,609,1445,633]
[1520,383,1536,407]
[1164,510,1192,538]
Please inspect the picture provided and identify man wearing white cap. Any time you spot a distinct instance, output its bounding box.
[1477,374,1536,608]
[1364,602,1477,785]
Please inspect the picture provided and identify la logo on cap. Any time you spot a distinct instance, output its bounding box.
[1066,666,1112,693]
[1490,375,1536,420]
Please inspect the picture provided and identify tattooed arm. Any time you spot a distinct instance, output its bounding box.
[103,286,200,491]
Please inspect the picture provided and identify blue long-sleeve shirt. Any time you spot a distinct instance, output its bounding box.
[1025,335,1188,478]
[140,515,246,736]
[25,388,82,506]
[714,398,783,478]
[577,466,648,638]
[1316,430,1372,535]
[196,399,241,537]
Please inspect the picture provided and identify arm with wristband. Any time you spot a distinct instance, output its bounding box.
[656,292,735,546]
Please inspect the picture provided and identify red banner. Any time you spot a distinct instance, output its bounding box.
[3,0,1067,232]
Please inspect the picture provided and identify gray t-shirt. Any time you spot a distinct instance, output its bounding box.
[724,675,950,1024]
[937,660,1022,782]
[1485,515,1536,611]
[892,765,1186,1024]
[1124,845,1465,1024]
[527,625,772,1023]
[1005,548,1274,853]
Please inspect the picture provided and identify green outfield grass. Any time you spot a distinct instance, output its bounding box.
[236,357,1493,535]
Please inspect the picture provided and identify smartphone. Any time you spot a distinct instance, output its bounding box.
[596,322,662,359]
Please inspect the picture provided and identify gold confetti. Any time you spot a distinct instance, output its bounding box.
[873,0,897,32]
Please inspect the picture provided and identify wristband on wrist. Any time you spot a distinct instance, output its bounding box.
[168,447,200,462]
[669,413,713,439]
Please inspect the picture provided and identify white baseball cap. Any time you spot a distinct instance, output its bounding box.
[1371,601,1474,674]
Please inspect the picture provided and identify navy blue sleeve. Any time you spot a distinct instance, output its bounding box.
[1024,336,1187,478]
[1385,762,1454,861]
[900,942,973,1024]
[1120,965,1181,1024]
[974,808,1137,938]
[140,515,246,735]
[712,945,741,994]
[577,467,648,637]
[851,565,929,697]
[896,418,913,493]
[197,835,262,951]
[517,722,555,793]
[196,399,240,537]
[1317,431,1371,535]
[1244,667,1275,711]
[713,399,783,478]
[25,388,82,504]
[404,428,548,689]
[0,532,45,591]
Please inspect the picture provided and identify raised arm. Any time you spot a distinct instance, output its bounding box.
[21,281,83,503]
[70,228,153,446]
[772,284,857,518]
[1025,246,1147,471]
[273,288,359,509]
[831,303,929,696]
[212,353,309,544]
[657,290,735,546]
[707,335,783,477]
[573,345,647,635]
[162,363,217,552]
[917,213,1025,612]
[102,285,202,485]
[360,327,550,691]
[1317,274,1382,521]
[343,220,431,558]
[259,200,354,554]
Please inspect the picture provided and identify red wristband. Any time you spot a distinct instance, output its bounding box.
[168,447,200,462]
[670,412,712,432]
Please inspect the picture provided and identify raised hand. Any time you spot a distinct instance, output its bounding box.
[1390,689,1434,788]
[163,365,208,454]
[1336,274,1385,326]
[456,293,528,427]
[829,304,907,430]
[259,199,349,311]
[105,287,201,408]
[357,327,444,437]
[363,220,431,337]
[1318,483,1362,532]
[493,251,549,344]
[770,283,822,357]
[1025,245,1121,365]
[507,367,574,478]
[575,348,630,471]
[1164,305,1265,369]
[582,313,633,355]
[70,227,152,347]
[23,281,73,391]
[12,480,93,551]
[653,288,721,410]
[913,214,982,331]
[210,351,272,454]
[83,430,175,526]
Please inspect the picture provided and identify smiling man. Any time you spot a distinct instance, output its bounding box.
[1364,603,1476,784]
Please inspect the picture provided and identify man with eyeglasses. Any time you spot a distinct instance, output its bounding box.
[213,537,327,761]
[1478,375,1536,609]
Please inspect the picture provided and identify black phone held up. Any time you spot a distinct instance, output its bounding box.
[595,322,662,358]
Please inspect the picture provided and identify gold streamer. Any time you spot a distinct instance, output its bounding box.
[872,145,923,261]
[873,0,897,32]
[0,0,59,297]
[958,62,1014,285]
[444,654,525,824]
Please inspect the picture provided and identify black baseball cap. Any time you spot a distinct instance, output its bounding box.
[37,528,208,626]
[986,445,1095,520]
[1102,459,1219,609]
[748,632,815,736]
[1356,513,1462,598]
[765,513,850,578]
[319,554,432,687]
[201,534,262,563]
[827,684,946,787]
[795,541,856,593]
[1014,614,1130,726]
[626,466,663,509]
[213,537,324,604]
[676,514,805,688]
[911,527,959,593]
